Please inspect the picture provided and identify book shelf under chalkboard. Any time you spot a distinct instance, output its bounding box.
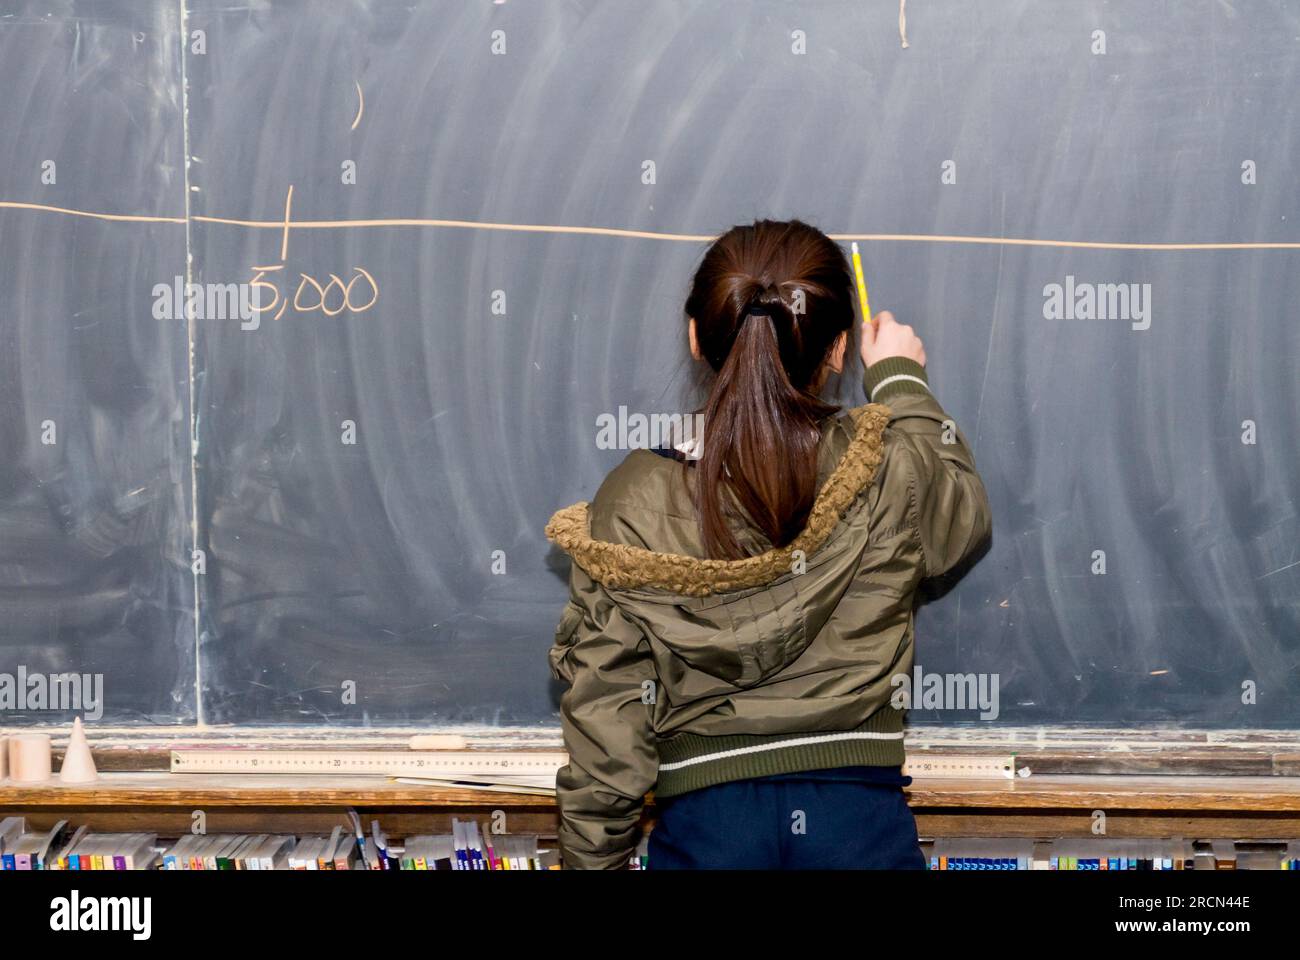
[6,771,1300,842]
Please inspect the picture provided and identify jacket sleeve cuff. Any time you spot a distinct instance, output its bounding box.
[863,356,930,404]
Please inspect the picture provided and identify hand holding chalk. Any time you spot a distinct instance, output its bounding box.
[861,310,926,368]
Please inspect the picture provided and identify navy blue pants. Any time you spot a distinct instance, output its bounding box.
[648,767,926,870]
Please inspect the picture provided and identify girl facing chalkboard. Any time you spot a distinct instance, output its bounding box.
[545,219,991,869]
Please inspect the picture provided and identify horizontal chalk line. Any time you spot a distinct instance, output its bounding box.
[2,200,1299,250]
[0,200,186,224]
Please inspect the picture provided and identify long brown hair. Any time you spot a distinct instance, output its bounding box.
[685,219,856,560]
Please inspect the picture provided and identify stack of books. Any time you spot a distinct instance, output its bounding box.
[0,815,560,870]
[162,834,299,870]
[0,819,161,870]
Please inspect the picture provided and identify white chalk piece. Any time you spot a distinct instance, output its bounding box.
[58,717,98,784]
[407,734,469,750]
[9,733,53,783]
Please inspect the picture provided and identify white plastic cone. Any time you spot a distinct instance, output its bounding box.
[58,717,98,784]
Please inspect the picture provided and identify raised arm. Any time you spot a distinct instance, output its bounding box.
[861,311,992,577]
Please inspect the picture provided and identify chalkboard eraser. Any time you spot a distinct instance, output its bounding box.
[408,734,470,751]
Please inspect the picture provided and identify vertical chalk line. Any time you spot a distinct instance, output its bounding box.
[177,0,204,727]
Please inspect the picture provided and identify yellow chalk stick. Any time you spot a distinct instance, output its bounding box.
[851,241,872,324]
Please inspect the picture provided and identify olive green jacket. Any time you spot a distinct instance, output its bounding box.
[544,358,991,869]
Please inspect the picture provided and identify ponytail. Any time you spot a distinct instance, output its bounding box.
[686,221,855,560]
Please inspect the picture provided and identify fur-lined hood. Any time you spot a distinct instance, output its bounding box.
[544,403,891,597]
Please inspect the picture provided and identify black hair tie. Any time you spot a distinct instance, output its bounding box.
[744,287,783,318]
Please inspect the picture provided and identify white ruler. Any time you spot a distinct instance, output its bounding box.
[172,749,1019,780]
[171,749,569,778]
[902,755,1019,779]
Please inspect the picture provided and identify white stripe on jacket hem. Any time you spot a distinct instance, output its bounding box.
[657,730,906,772]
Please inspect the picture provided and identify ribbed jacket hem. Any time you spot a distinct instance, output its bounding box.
[652,709,906,799]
